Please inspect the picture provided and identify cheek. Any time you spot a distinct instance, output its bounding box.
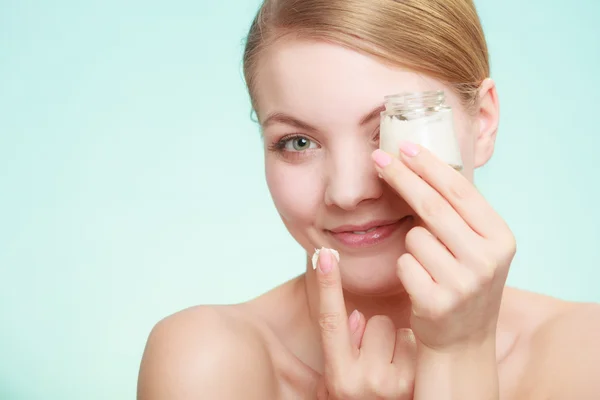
[265,159,322,223]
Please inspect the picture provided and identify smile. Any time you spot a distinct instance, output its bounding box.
[327,216,413,249]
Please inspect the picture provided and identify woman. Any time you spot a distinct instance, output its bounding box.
[137,0,600,398]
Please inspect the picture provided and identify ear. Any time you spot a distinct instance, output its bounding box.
[473,78,500,168]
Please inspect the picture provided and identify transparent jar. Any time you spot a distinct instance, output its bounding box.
[379,90,463,171]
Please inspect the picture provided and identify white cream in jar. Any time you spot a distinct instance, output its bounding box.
[379,90,463,170]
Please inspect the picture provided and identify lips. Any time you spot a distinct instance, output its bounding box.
[327,216,413,249]
[351,227,378,235]
[329,219,400,234]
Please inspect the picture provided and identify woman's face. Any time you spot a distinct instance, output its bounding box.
[255,39,491,295]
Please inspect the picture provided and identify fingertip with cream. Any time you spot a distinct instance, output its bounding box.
[311,247,340,270]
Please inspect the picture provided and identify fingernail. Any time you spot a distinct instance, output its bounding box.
[399,141,420,157]
[312,247,340,270]
[318,248,333,274]
[348,309,360,332]
[372,149,392,168]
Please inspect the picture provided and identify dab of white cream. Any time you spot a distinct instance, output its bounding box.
[312,247,340,270]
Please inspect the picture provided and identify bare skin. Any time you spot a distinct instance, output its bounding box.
[138,276,600,399]
[137,39,600,399]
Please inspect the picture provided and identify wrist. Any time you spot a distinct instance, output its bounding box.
[417,333,497,358]
[414,336,499,400]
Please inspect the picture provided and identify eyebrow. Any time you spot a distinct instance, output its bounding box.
[261,104,385,131]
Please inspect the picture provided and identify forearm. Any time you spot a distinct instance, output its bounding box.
[413,338,499,400]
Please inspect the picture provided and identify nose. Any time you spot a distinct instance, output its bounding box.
[324,143,383,210]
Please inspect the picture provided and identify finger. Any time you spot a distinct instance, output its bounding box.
[315,248,353,369]
[372,148,480,258]
[404,226,466,286]
[360,315,397,365]
[396,252,436,307]
[392,328,416,395]
[396,142,507,240]
[349,309,366,349]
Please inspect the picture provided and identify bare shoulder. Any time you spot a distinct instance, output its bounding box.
[520,298,600,399]
[137,305,279,400]
[533,301,600,375]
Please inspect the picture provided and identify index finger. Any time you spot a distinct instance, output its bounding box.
[314,247,353,369]
[372,149,477,253]
[396,144,507,239]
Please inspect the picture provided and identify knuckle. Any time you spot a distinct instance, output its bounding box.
[318,312,343,335]
[397,376,415,398]
[492,225,517,257]
[329,374,358,399]
[455,271,481,297]
[480,260,497,281]
[473,254,498,282]
[501,233,517,257]
[365,370,384,389]
[447,179,471,202]
[366,370,391,395]
[318,274,339,289]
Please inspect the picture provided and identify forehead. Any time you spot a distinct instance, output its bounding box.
[253,39,458,126]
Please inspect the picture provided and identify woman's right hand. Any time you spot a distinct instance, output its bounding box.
[314,248,417,400]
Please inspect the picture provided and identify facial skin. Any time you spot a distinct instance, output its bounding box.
[254,39,499,296]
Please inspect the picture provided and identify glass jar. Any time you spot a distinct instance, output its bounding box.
[379,90,463,171]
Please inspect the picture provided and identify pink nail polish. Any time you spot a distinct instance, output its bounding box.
[318,249,333,274]
[399,141,420,157]
[372,149,392,168]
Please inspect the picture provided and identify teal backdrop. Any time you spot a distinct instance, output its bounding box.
[1,0,599,398]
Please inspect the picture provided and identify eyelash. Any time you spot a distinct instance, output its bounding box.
[268,134,318,159]
[267,129,380,158]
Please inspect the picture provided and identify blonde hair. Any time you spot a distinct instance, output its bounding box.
[242,0,490,115]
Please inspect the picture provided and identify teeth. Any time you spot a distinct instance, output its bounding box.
[352,227,377,234]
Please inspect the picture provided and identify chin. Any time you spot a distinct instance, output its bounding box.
[337,247,407,296]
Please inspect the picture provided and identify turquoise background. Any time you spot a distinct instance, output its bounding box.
[1,0,598,398]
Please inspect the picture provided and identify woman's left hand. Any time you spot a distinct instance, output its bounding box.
[372,142,516,353]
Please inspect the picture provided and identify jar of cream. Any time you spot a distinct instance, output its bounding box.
[379,90,463,171]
